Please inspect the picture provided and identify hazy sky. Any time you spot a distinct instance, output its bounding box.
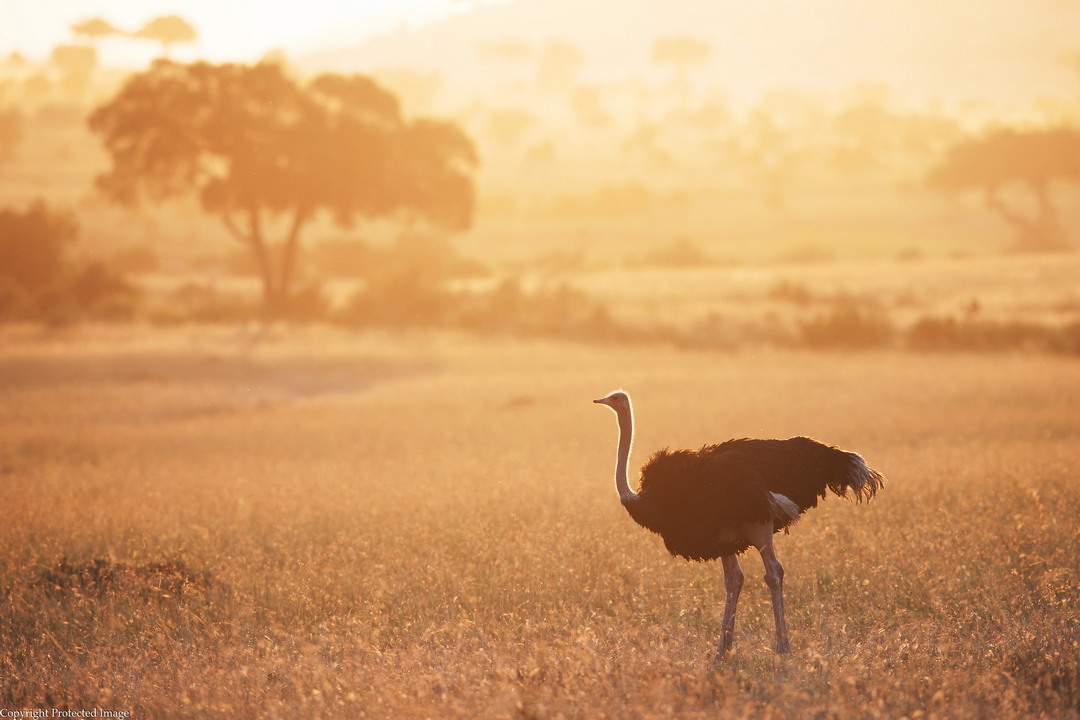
[4,0,1077,117]
[2,0,501,65]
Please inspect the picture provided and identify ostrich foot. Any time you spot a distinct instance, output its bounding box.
[774,637,791,654]
[712,638,733,664]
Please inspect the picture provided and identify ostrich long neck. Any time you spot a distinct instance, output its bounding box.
[613,404,639,504]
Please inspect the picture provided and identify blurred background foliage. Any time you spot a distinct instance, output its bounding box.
[0,4,1078,351]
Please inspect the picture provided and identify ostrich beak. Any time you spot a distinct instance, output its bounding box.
[593,397,611,406]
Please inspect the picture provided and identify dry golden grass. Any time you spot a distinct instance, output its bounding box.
[0,324,1077,719]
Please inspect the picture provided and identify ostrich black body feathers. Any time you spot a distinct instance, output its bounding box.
[624,437,883,561]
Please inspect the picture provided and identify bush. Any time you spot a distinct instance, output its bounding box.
[1051,322,1080,356]
[0,200,144,325]
[768,279,815,305]
[33,282,80,327]
[456,279,621,341]
[342,275,452,327]
[110,245,160,274]
[88,294,139,322]
[163,283,251,323]
[636,237,713,268]
[799,299,895,349]
[907,315,1077,353]
[0,277,30,320]
[70,262,136,308]
[0,200,77,290]
[282,283,329,323]
[337,233,487,327]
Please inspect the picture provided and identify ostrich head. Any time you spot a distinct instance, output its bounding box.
[594,390,631,414]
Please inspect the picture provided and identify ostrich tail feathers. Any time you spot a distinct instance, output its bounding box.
[831,451,885,503]
[767,491,801,529]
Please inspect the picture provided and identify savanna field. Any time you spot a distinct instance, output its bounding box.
[0,324,1076,719]
[6,1,1080,718]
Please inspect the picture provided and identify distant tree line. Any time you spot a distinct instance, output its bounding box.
[3,27,1079,335]
[1,193,1076,356]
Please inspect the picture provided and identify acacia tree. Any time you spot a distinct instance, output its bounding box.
[134,16,197,57]
[650,36,711,102]
[929,127,1080,251]
[88,60,477,317]
[71,18,122,46]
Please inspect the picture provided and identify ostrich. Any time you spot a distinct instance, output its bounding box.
[594,390,884,659]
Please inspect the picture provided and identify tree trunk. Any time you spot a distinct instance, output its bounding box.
[276,206,310,314]
[984,182,1068,252]
[247,207,282,317]
[1030,180,1068,251]
[223,206,280,319]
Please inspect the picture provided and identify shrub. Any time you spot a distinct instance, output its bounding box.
[342,275,453,327]
[907,315,1077,353]
[110,245,160,274]
[768,279,815,305]
[637,237,713,268]
[0,277,30,320]
[1052,322,1080,356]
[282,283,329,323]
[33,282,81,327]
[337,233,488,327]
[456,279,623,341]
[799,299,895,349]
[70,262,136,308]
[167,282,254,323]
[0,200,77,290]
[907,316,963,350]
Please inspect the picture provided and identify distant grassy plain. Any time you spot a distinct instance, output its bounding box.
[1,324,1077,718]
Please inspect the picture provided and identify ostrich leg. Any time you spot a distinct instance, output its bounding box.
[759,540,791,653]
[714,554,744,660]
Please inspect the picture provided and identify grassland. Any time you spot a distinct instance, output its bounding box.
[0,324,1077,719]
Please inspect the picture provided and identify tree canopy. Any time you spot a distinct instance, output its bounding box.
[929,127,1080,251]
[71,18,122,43]
[88,60,477,317]
[651,36,712,68]
[135,16,198,57]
